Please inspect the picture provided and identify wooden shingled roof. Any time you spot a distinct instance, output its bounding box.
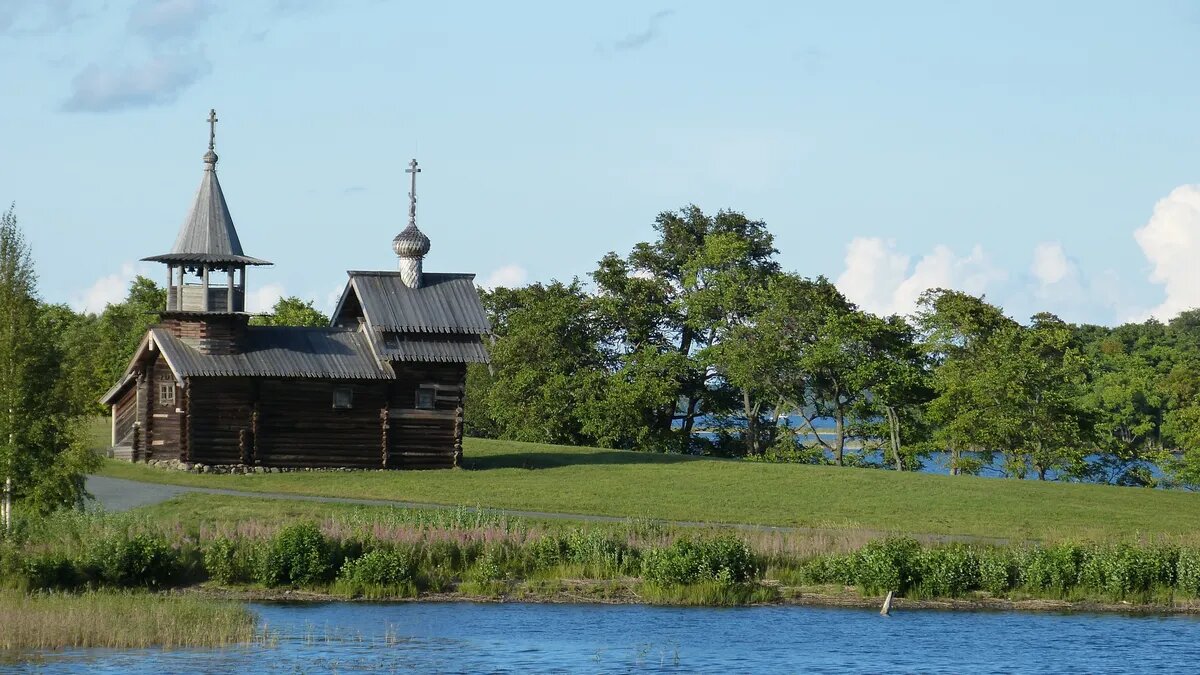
[143,142,270,267]
[152,327,393,380]
[337,272,491,334]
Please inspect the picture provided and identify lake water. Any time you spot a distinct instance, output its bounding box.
[20,601,1200,673]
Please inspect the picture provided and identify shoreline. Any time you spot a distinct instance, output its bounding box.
[173,583,1200,616]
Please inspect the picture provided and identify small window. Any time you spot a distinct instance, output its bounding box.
[332,387,354,409]
[158,381,176,407]
[415,386,436,410]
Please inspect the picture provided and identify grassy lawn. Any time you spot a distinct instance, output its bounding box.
[96,436,1200,542]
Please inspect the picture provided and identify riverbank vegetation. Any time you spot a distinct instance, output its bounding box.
[4,500,1200,613]
[99,441,1200,541]
[0,590,256,650]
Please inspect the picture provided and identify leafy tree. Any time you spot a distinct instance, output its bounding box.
[475,281,608,445]
[0,206,97,512]
[93,276,165,399]
[250,297,329,327]
[592,205,779,451]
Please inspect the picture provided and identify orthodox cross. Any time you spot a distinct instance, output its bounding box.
[207,109,218,151]
[405,158,421,224]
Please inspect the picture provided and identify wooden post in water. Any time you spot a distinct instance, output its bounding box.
[880,590,895,616]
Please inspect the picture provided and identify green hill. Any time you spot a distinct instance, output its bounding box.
[97,437,1200,543]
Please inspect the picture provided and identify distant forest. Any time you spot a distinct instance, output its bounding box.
[9,204,1200,493]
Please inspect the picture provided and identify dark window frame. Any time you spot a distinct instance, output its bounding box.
[415,385,436,410]
[332,387,354,410]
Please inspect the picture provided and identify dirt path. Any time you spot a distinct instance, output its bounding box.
[85,474,1013,545]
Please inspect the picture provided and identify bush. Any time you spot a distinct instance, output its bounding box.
[1177,548,1200,597]
[642,536,759,587]
[1019,544,1082,596]
[852,538,921,595]
[255,523,332,587]
[916,544,979,598]
[337,548,416,595]
[977,548,1017,595]
[204,537,257,585]
[24,553,80,590]
[1092,544,1176,599]
[86,533,179,588]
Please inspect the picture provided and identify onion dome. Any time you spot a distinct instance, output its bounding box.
[393,223,431,257]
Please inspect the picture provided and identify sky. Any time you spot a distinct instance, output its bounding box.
[3,0,1200,326]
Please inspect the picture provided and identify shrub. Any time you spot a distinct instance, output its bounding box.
[917,544,980,598]
[1019,544,1082,596]
[977,548,1017,595]
[86,533,179,588]
[24,553,81,590]
[204,537,257,585]
[1095,544,1176,599]
[852,538,921,595]
[526,535,566,571]
[337,548,416,596]
[255,523,331,587]
[1177,549,1200,597]
[642,536,759,587]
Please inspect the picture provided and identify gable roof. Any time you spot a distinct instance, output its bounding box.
[370,330,491,363]
[143,159,271,267]
[337,272,490,334]
[151,327,392,380]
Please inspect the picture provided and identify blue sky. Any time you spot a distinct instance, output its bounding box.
[3,0,1200,325]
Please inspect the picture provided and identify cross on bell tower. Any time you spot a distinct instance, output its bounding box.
[393,158,431,288]
[203,108,219,168]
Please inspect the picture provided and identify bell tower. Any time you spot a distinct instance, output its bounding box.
[142,109,272,354]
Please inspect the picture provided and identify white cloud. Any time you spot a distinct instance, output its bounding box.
[835,237,1006,316]
[1031,242,1073,287]
[245,283,285,314]
[73,263,142,315]
[481,264,528,290]
[1134,184,1200,321]
[63,51,211,112]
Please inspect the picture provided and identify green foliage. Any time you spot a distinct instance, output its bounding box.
[249,296,329,327]
[254,523,332,587]
[851,537,922,595]
[85,533,180,588]
[203,537,257,585]
[0,206,100,511]
[916,544,980,597]
[337,547,417,596]
[642,536,759,587]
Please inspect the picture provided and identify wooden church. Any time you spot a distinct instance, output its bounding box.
[101,111,490,469]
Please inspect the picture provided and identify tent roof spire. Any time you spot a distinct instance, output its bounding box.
[143,109,271,267]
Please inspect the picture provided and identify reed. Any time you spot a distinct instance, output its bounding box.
[0,590,256,650]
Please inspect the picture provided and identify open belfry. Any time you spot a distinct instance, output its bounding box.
[101,110,490,469]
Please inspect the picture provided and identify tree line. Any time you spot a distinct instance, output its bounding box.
[465,205,1200,488]
[7,201,1200,503]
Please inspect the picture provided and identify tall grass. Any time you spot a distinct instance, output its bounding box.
[0,590,255,649]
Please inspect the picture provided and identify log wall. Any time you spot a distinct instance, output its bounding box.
[146,358,182,461]
[160,315,248,355]
[155,364,467,469]
[112,386,138,448]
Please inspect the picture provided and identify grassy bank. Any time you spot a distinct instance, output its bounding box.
[8,499,1200,613]
[0,590,255,650]
[98,436,1200,542]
